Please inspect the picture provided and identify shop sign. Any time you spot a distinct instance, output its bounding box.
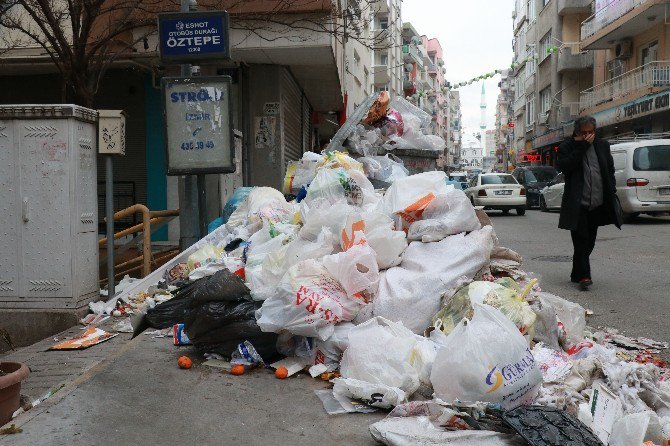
[162,76,234,175]
[158,11,230,63]
[594,90,670,127]
[532,128,564,150]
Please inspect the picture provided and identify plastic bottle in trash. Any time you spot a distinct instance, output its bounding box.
[230,341,265,367]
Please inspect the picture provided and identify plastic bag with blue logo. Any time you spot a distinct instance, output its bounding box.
[430,303,542,410]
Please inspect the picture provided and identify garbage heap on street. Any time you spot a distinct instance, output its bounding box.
[91,94,669,446]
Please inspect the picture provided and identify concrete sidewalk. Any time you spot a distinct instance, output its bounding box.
[1,328,383,446]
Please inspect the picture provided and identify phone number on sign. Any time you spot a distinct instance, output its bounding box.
[181,141,214,150]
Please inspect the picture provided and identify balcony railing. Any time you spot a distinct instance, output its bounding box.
[579,61,670,110]
[402,44,424,68]
[427,63,437,74]
[513,94,526,113]
[581,0,649,41]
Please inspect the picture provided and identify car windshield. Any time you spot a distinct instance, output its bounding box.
[451,175,467,182]
[525,168,558,183]
[633,145,670,171]
[481,175,518,185]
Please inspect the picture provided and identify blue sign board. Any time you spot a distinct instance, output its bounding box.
[158,11,230,63]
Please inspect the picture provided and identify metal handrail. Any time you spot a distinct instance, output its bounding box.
[580,0,649,40]
[98,205,180,278]
[579,61,670,110]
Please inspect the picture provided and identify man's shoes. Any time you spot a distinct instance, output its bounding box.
[579,278,593,291]
[570,278,579,283]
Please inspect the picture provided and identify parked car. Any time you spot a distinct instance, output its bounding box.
[464,173,527,215]
[611,140,670,219]
[539,173,564,212]
[512,166,559,208]
[448,171,469,190]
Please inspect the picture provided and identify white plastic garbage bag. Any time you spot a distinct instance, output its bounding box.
[384,172,449,231]
[256,259,363,340]
[186,244,224,271]
[370,417,527,446]
[609,411,662,446]
[430,303,542,410]
[359,155,409,184]
[339,317,420,397]
[332,378,407,409]
[322,244,379,300]
[341,211,407,269]
[538,292,586,345]
[407,188,481,242]
[305,167,377,209]
[248,228,335,301]
[313,322,354,370]
[365,226,495,333]
[299,198,356,247]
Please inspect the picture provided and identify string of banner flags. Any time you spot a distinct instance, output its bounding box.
[408,45,560,99]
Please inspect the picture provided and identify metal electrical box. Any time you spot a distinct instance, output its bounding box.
[0,105,100,310]
[98,109,126,155]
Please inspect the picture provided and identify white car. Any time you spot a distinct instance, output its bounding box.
[539,173,565,212]
[611,140,670,218]
[464,173,527,215]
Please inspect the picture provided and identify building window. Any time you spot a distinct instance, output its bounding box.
[540,31,552,62]
[379,17,388,30]
[526,49,536,77]
[606,59,624,80]
[527,0,536,21]
[540,87,551,113]
[526,93,535,126]
[640,40,659,66]
[380,54,388,65]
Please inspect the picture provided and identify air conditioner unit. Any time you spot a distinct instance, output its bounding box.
[615,40,633,60]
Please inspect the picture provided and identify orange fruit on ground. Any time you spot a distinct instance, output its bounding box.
[230,364,246,376]
[178,356,193,369]
[275,367,289,379]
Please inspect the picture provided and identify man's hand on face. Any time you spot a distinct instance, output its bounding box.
[585,132,595,145]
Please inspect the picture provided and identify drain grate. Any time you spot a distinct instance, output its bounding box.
[532,255,572,263]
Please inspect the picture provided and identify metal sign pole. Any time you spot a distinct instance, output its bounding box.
[105,155,115,297]
[178,0,201,249]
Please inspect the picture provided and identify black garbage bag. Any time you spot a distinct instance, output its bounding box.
[178,269,278,361]
[144,268,250,329]
[144,294,190,329]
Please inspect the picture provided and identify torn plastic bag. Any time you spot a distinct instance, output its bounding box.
[313,322,354,370]
[332,378,406,409]
[431,304,542,410]
[609,411,662,446]
[530,296,565,351]
[341,211,407,269]
[283,158,318,195]
[370,417,527,446]
[186,244,225,271]
[538,292,586,345]
[383,171,450,232]
[255,259,363,340]
[248,228,335,301]
[322,244,379,300]
[407,188,481,242]
[433,278,537,338]
[502,405,604,446]
[366,227,494,334]
[339,317,420,398]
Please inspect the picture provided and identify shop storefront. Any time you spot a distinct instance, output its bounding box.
[593,90,670,137]
[531,127,569,168]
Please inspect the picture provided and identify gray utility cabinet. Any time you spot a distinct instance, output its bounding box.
[0,105,99,310]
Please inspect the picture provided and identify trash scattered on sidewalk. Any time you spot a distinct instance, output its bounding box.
[79,314,109,326]
[49,326,117,350]
[87,92,670,445]
[0,424,22,435]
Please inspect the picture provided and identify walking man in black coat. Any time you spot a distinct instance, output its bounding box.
[557,116,623,291]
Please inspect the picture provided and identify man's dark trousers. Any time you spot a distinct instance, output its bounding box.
[570,206,601,281]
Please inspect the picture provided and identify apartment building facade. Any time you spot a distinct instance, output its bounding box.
[578,0,670,138]
[510,0,594,167]
[495,69,515,171]
[447,90,463,168]
[372,0,403,98]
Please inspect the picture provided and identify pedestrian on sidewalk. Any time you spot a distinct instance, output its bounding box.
[557,116,623,291]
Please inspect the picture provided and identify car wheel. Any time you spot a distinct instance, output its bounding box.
[516,207,526,216]
[539,196,548,212]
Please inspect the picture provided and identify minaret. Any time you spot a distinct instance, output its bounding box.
[480,82,487,160]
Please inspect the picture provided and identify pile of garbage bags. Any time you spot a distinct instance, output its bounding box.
[110,145,669,446]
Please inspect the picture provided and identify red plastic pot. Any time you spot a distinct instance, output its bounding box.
[0,362,30,426]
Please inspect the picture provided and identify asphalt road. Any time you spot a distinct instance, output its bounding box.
[489,208,670,344]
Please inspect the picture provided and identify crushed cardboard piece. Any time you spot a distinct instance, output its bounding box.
[49,326,117,350]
